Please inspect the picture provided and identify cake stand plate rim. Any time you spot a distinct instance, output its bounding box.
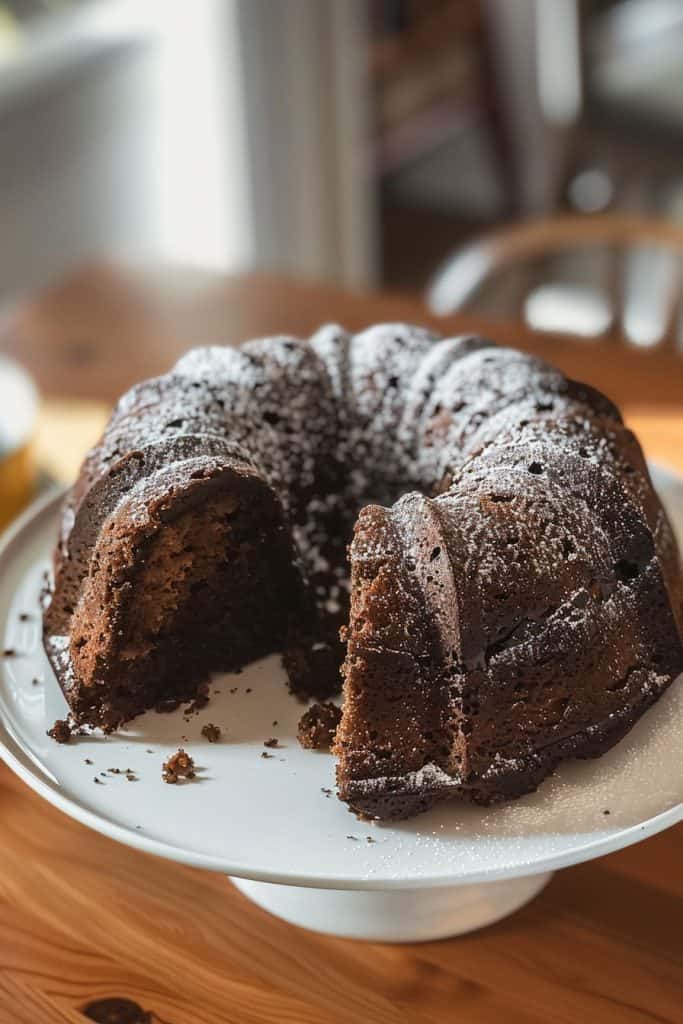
[0,474,681,892]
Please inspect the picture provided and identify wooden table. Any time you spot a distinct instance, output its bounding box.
[0,265,681,1024]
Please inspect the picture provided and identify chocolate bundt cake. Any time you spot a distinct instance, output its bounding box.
[43,325,683,820]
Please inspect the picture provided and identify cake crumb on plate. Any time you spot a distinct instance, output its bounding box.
[162,748,196,784]
[47,719,72,744]
[201,723,221,743]
[297,702,341,750]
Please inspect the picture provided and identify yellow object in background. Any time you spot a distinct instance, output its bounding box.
[0,356,38,531]
[0,353,110,531]
[0,8,20,64]
[0,440,34,529]
[34,398,109,487]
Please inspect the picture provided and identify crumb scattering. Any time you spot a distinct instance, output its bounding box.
[297,701,342,750]
[162,748,196,784]
[84,758,93,766]
[261,751,273,759]
[103,766,139,782]
[47,719,72,744]
[19,612,31,622]
[2,648,16,658]
[201,723,221,743]
[264,737,279,748]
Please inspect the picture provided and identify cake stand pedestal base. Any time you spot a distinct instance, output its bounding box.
[230,871,553,942]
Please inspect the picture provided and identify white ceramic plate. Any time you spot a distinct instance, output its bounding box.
[0,467,681,892]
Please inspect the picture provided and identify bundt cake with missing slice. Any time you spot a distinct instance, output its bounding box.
[43,325,683,819]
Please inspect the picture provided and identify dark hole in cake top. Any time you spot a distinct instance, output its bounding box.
[165,418,184,429]
[263,410,280,426]
[528,461,544,475]
[562,537,575,559]
[614,559,640,582]
[578,446,589,458]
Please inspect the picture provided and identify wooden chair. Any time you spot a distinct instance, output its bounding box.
[427,214,683,351]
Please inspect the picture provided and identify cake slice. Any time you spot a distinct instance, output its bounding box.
[44,442,301,730]
[336,429,683,819]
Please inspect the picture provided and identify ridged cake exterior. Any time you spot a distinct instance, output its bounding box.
[43,325,683,818]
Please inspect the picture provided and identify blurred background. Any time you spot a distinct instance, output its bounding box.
[3,0,683,297]
[2,0,683,522]
[1,6,682,1007]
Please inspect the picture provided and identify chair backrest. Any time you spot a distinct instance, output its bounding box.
[427,214,683,351]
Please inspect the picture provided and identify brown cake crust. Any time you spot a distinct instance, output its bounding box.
[44,325,683,818]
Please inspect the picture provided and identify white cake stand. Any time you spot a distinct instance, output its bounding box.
[1,468,681,943]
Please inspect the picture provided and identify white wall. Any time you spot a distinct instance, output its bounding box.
[152,0,254,272]
[0,0,375,303]
[237,0,376,287]
[0,41,160,300]
[0,0,254,302]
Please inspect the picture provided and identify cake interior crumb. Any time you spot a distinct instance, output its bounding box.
[162,748,196,784]
[297,701,342,750]
[47,719,72,744]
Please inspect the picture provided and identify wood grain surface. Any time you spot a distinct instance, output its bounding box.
[0,265,681,1024]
